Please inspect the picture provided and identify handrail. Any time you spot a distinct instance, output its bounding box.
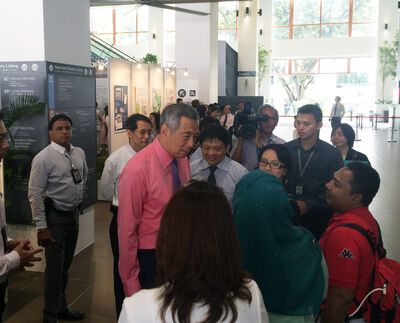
[90,33,138,62]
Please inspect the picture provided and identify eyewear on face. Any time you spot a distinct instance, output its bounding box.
[259,159,285,169]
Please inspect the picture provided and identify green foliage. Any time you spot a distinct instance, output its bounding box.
[257,45,271,93]
[272,0,289,26]
[378,37,398,102]
[2,94,46,148]
[142,53,158,64]
[218,4,236,29]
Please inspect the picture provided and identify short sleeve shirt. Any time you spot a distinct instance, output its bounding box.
[319,207,378,315]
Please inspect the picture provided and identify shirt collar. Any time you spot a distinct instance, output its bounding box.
[153,137,175,169]
[199,156,229,172]
[292,138,321,151]
[51,141,73,154]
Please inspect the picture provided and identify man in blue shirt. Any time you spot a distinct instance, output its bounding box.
[190,125,248,206]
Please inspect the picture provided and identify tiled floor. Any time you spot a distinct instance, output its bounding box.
[4,116,400,322]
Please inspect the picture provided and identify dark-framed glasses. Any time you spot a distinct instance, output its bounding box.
[259,159,286,169]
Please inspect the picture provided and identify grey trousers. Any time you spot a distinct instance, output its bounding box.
[43,208,79,321]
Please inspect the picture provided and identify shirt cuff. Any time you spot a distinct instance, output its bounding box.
[124,278,142,297]
[6,251,20,271]
[35,220,48,231]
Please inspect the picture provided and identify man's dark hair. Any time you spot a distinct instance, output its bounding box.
[259,104,279,122]
[297,104,323,123]
[176,98,183,103]
[199,125,229,148]
[48,114,73,131]
[347,162,380,206]
[199,117,219,132]
[191,99,200,108]
[331,123,355,147]
[126,114,151,131]
[197,105,207,119]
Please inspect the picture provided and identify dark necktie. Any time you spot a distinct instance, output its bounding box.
[208,166,217,185]
[171,159,180,191]
[223,114,228,128]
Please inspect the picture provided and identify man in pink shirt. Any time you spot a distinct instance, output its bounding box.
[118,103,199,297]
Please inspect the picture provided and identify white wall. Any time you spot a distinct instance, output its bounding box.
[43,0,91,66]
[0,0,45,61]
[176,3,218,103]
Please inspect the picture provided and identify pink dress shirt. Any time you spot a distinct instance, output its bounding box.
[117,137,190,296]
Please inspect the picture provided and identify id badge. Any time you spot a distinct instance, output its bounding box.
[71,168,82,184]
[295,183,303,196]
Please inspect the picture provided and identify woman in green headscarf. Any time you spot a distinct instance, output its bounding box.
[233,170,327,323]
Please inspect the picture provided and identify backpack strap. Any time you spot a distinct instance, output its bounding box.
[339,223,376,253]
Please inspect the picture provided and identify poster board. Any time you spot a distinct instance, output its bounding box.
[164,70,177,108]
[149,65,164,113]
[132,63,149,116]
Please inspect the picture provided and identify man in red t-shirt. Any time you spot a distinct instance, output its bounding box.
[320,162,380,323]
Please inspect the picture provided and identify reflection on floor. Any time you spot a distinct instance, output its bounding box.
[4,116,400,322]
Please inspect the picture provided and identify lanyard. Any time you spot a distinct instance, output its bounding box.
[297,148,315,178]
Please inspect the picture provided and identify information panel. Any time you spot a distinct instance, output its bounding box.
[46,62,97,210]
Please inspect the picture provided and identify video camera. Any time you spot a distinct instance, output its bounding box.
[234,102,270,139]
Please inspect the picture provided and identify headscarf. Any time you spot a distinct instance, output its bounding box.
[233,170,325,316]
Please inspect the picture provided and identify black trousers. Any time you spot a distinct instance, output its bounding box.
[331,116,341,127]
[43,208,79,321]
[109,205,124,319]
[0,281,7,322]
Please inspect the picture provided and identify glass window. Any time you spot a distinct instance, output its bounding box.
[137,32,148,45]
[272,60,289,74]
[115,6,136,32]
[90,7,113,34]
[293,25,320,39]
[137,6,149,31]
[292,59,318,74]
[321,0,349,23]
[116,33,135,45]
[353,0,377,23]
[272,27,290,40]
[320,58,348,73]
[218,30,237,49]
[352,23,376,37]
[272,0,290,26]
[293,0,320,25]
[321,24,348,38]
[218,2,236,29]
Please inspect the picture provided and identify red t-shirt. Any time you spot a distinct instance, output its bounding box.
[319,207,379,316]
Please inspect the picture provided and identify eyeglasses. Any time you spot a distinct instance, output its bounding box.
[259,159,286,169]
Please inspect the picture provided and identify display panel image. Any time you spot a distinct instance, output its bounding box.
[114,85,128,131]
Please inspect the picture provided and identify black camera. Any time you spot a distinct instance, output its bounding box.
[235,113,270,139]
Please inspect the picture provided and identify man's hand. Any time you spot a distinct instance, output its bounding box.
[14,239,43,268]
[37,229,55,247]
[7,239,26,251]
[297,200,308,215]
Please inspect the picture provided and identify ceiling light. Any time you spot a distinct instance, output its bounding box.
[156,67,161,73]
[137,63,142,69]
[171,69,176,75]
[184,69,188,76]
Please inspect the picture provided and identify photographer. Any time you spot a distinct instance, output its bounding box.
[231,104,285,171]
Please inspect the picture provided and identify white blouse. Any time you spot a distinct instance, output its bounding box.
[119,279,269,323]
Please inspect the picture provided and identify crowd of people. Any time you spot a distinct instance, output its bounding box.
[0,97,381,323]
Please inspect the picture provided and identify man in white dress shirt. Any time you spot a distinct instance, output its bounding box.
[220,105,234,131]
[100,114,151,318]
[190,125,248,207]
[329,96,345,127]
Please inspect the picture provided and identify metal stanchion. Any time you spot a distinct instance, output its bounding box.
[355,114,361,141]
[388,105,397,143]
[375,114,378,131]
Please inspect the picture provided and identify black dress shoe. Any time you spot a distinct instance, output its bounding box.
[57,309,85,321]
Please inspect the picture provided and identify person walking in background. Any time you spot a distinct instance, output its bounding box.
[100,105,109,155]
[329,96,345,128]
